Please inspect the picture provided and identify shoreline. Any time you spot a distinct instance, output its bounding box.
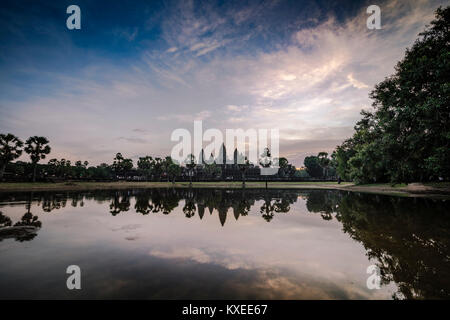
[0,181,449,198]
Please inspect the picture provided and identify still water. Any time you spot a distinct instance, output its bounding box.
[0,188,449,299]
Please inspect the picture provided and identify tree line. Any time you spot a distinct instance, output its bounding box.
[0,136,299,184]
[0,136,185,183]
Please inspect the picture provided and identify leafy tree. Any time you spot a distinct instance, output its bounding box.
[24,136,51,182]
[205,160,221,179]
[112,153,133,179]
[91,163,112,180]
[304,156,322,178]
[162,156,175,182]
[0,133,23,179]
[278,157,288,171]
[317,152,330,177]
[152,157,164,181]
[332,139,356,181]
[167,163,181,184]
[137,156,154,180]
[277,157,295,178]
[294,168,310,178]
[334,6,450,183]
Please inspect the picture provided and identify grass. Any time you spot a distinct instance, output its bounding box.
[424,182,450,189]
[354,183,408,188]
[0,181,448,198]
[0,180,350,192]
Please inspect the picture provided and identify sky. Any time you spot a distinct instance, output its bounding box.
[0,0,447,167]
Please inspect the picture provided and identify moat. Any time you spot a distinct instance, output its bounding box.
[0,188,449,299]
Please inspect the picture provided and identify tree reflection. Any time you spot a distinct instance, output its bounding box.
[232,190,251,220]
[110,191,130,215]
[0,211,12,227]
[260,195,275,222]
[183,190,196,218]
[305,190,450,299]
[134,192,153,215]
[0,194,42,242]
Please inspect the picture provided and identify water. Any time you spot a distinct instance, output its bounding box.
[0,188,449,299]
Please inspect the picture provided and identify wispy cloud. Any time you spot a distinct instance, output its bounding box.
[0,0,446,166]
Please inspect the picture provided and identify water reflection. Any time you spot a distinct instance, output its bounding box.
[0,193,42,242]
[99,189,296,225]
[0,188,449,299]
[305,190,450,299]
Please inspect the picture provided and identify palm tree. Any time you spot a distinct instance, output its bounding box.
[24,136,51,182]
[137,156,153,180]
[259,147,272,189]
[318,152,330,179]
[112,153,133,179]
[185,154,196,187]
[0,133,23,179]
[238,157,250,188]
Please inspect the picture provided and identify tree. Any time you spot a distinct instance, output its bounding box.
[92,163,112,180]
[24,136,51,182]
[304,156,322,178]
[184,154,196,186]
[112,153,133,179]
[259,147,273,189]
[317,152,331,178]
[0,133,23,179]
[167,163,182,184]
[47,158,59,177]
[334,6,450,183]
[152,157,164,181]
[238,157,250,188]
[137,156,154,180]
[74,160,89,178]
[204,162,221,179]
[162,156,174,182]
[278,157,295,178]
[278,157,289,173]
[332,139,356,181]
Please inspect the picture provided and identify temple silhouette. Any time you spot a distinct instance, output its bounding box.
[193,143,261,180]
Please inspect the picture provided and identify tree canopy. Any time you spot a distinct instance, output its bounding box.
[334,6,450,183]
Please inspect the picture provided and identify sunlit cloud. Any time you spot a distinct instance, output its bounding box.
[0,0,446,166]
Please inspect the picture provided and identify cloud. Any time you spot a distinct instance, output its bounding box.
[347,74,369,89]
[117,137,149,144]
[0,0,446,166]
[166,46,178,53]
[132,128,148,133]
[114,27,139,42]
[157,110,212,122]
[226,105,248,112]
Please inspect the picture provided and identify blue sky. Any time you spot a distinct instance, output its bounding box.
[0,0,446,166]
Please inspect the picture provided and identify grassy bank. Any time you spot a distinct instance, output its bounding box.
[0,181,349,192]
[0,181,449,198]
